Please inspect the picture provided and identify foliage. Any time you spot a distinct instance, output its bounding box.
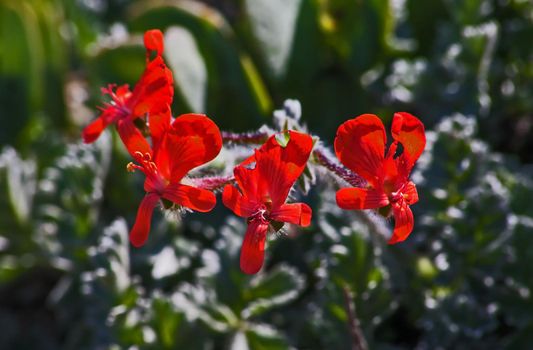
[1,0,532,349]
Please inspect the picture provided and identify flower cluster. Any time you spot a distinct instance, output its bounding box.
[83,29,426,274]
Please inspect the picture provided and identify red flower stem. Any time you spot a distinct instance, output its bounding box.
[313,148,365,188]
[221,131,269,145]
[342,284,369,350]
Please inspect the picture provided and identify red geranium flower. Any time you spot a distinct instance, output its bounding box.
[122,113,222,247]
[334,112,426,244]
[222,131,313,274]
[82,29,174,144]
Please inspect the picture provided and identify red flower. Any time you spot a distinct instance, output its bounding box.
[334,113,426,244]
[122,114,222,247]
[222,131,313,274]
[82,29,174,144]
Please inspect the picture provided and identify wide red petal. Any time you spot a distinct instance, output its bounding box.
[389,201,414,244]
[240,220,269,274]
[162,183,216,212]
[144,29,164,58]
[391,112,426,172]
[222,184,256,217]
[82,117,108,143]
[130,193,160,247]
[255,131,313,206]
[130,56,174,119]
[334,114,386,187]
[270,203,312,227]
[117,119,152,159]
[158,114,222,182]
[336,187,389,210]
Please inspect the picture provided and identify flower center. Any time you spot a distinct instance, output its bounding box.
[101,85,133,122]
[127,152,167,193]
[250,203,271,225]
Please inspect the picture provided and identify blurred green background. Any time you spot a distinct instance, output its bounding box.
[1,0,533,349]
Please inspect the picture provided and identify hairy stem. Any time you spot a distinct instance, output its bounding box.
[313,147,365,188]
[221,130,269,145]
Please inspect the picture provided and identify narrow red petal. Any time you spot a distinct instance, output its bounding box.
[255,131,313,206]
[336,187,389,210]
[222,184,256,217]
[131,56,174,119]
[391,112,426,171]
[149,111,171,155]
[233,163,261,200]
[158,114,222,182]
[270,203,312,227]
[130,193,160,247]
[144,29,164,57]
[162,183,216,212]
[117,119,152,159]
[82,117,107,143]
[388,201,414,244]
[240,220,269,274]
[334,114,386,187]
[403,181,419,205]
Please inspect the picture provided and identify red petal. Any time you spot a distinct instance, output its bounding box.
[391,112,426,172]
[222,184,256,217]
[334,114,386,187]
[157,114,222,182]
[388,201,414,244]
[233,164,260,200]
[271,203,312,227]
[117,119,152,159]
[240,220,269,274]
[144,29,164,57]
[403,181,419,205]
[131,56,174,119]
[130,193,160,247]
[162,183,216,212]
[82,117,107,143]
[149,111,171,155]
[255,131,313,206]
[336,187,389,210]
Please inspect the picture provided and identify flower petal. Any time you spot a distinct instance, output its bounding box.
[144,29,164,58]
[389,201,414,244]
[240,220,269,274]
[162,183,216,212]
[130,193,160,247]
[403,181,419,205]
[222,184,256,217]
[131,56,174,120]
[82,117,108,143]
[336,187,389,210]
[157,114,222,182]
[117,119,152,159]
[391,112,426,171]
[233,164,260,200]
[149,111,171,155]
[334,114,386,187]
[255,131,313,207]
[271,203,312,227]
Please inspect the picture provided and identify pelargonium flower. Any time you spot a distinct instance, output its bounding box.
[334,113,426,244]
[222,131,313,274]
[82,29,174,144]
[122,113,222,247]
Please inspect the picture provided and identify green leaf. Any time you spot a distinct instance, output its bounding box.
[244,0,303,79]
[164,26,207,113]
[242,265,305,319]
